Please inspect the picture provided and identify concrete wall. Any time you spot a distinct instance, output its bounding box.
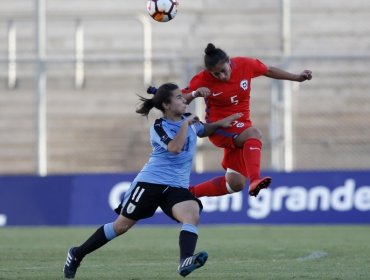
[0,0,369,174]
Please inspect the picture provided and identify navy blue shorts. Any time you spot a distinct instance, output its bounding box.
[114,182,203,222]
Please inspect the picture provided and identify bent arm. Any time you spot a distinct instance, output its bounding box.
[182,87,211,104]
[167,121,189,154]
[201,122,221,138]
[182,91,196,104]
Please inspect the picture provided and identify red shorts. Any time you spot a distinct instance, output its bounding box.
[208,120,251,178]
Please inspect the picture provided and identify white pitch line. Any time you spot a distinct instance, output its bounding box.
[0,262,165,272]
[297,251,328,261]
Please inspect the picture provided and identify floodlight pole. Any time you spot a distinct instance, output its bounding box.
[35,0,47,176]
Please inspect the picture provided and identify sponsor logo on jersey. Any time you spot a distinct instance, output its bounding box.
[161,135,169,142]
[236,122,245,128]
[212,91,223,97]
[240,79,248,90]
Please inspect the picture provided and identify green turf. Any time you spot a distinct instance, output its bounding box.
[0,226,369,279]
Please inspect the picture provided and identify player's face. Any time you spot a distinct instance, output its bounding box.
[208,60,231,82]
[168,89,187,116]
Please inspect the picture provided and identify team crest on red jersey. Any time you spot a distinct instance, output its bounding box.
[240,79,248,90]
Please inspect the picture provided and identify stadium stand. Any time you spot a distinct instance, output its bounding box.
[0,0,370,174]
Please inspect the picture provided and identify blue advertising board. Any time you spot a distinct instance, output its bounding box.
[0,171,369,226]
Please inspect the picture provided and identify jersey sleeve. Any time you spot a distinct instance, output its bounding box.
[251,58,268,78]
[240,57,268,78]
[182,72,203,94]
[151,119,173,149]
[192,121,205,137]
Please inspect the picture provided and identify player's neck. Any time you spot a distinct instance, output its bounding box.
[163,112,182,122]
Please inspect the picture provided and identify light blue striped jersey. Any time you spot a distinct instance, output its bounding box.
[132,115,204,188]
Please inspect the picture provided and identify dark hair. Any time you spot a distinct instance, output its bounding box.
[136,83,179,117]
[204,43,229,70]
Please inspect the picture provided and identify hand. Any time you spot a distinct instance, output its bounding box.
[298,70,312,82]
[184,113,200,125]
[193,87,211,98]
[217,113,243,128]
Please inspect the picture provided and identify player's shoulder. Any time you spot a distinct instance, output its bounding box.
[231,57,268,73]
[231,56,259,65]
[151,118,167,134]
[151,118,173,143]
[190,69,211,84]
[152,118,168,129]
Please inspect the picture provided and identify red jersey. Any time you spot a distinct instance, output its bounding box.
[184,57,268,123]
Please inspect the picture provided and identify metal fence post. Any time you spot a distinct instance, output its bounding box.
[7,20,17,89]
[75,18,85,88]
[35,0,47,176]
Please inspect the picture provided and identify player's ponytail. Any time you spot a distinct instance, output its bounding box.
[136,83,179,117]
[136,87,156,116]
[147,86,157,95]
[204,43,229,70]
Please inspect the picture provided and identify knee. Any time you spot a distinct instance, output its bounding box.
[113,221,132,236]
[226,175,246,192]
[228,181,245,192]
[179,209,200,225]
[113,225,127,236]
[235,127,263,147]
[248,127,262,140]
[184,211,200,225]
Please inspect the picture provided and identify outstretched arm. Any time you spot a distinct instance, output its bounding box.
[200,113,243,138]
[264,66,312,82]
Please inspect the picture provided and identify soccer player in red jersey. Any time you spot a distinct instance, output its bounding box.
[183,43,312,197]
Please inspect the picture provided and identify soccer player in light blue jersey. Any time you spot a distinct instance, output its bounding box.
[63,82,242,279]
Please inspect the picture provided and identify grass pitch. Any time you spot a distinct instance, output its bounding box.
[0,226,369,279]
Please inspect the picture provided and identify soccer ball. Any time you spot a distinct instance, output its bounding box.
[147,0,179,22]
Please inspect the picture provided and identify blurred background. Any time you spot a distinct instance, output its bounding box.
[1,0,370,176]
[1,3,369,278]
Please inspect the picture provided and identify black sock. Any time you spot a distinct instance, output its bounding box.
[179,230,198,262]
[74,226,109,260]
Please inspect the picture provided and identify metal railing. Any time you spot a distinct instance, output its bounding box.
[1,0,370,174]
[2,0,153,175]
